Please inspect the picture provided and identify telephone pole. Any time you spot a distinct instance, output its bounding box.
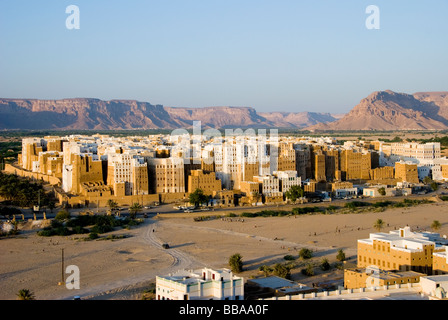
[58,248,65,285]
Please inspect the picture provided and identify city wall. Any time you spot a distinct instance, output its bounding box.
[3,163,61,186]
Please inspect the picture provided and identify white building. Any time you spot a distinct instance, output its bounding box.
[273,170,302,193]
[334,187,358,199]
[253,175,280,196]
[156,268,244,300]
[377,141,448,181]
[107,153,148,196]
[214,138,271,190]
[420,275,448,299]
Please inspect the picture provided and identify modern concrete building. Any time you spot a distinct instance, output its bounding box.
[357,227,447,274]
[344,267,424,289]
[420,275,448,299]
[156,268,244,300]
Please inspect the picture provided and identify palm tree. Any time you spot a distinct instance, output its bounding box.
[16,289,35,300]
[373,219,385,232]
[107,199,118,212]
[431,220,442,232]
[129,203,142,219]
[251,191,261,203]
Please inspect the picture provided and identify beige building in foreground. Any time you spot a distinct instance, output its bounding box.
[433,247,448,275]
[357,227,446,275]
[344,267,424,290]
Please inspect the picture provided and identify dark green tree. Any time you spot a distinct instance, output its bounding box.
[284,185,304,203]
[189,189,208,207]
[229,253,243,273]
[336,249,346,262]
[16,289,35,300]
[129,203,142,219]
[320,258,331,271]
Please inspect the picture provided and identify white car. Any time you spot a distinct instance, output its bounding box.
[184,209,193,213]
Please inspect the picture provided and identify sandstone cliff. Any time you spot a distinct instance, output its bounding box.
[0,98,341,130]
[308,90,448,131]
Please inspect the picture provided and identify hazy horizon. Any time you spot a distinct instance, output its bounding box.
[1,1,447,114]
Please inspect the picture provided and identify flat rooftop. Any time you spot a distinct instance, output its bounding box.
[248,276,311,291]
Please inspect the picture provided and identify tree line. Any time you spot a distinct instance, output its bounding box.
[0,172,56,209]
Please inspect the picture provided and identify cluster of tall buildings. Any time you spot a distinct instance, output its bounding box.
[17,133,448,207]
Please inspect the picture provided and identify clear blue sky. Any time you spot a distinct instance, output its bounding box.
[0,0,447,113]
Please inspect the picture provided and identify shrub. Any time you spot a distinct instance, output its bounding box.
[299,248,313,259]
[37,228,56,237]
[345,201,370,209]
[55,210,70,221]
[241,212,256,218]
[51,219,64,228]
[88,232,99,240]
[259,265,273,277]
[284,255,295,261]
[292,207,321,215]
[90,224,114,234]
[273,263,291,279]
[38,224,72,236]
[72,225,89,234]
[301,264,314,276]
[372,201,394,208]
[320,258,331,271]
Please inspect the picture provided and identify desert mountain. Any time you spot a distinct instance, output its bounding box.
[0,98,341,130]
[260,111,344,128]
[309,90,448,131]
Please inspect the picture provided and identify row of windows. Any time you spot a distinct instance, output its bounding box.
[373,244,391,252]
[155,165,178,169]
[359,256,397,269]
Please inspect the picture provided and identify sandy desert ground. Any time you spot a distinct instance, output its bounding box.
[1,200,448,300]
